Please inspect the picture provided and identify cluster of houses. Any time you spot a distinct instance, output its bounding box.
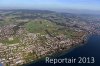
[0,25,16,41]
[0,23,87,66]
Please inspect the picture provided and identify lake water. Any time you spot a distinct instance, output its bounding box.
[27,35,100,66]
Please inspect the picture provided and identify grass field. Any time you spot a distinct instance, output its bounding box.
[25,19,77,38]
[25,19,59,34]
[0,37,20,44]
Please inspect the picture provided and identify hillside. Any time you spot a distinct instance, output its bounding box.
[0,10,99,66]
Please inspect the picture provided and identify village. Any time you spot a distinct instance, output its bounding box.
[0,10,100,66]
[0,23,87,66]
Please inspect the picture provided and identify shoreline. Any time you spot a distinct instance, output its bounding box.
[23,35,89,66]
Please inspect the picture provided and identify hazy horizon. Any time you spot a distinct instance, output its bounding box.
[0,0,100,14]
